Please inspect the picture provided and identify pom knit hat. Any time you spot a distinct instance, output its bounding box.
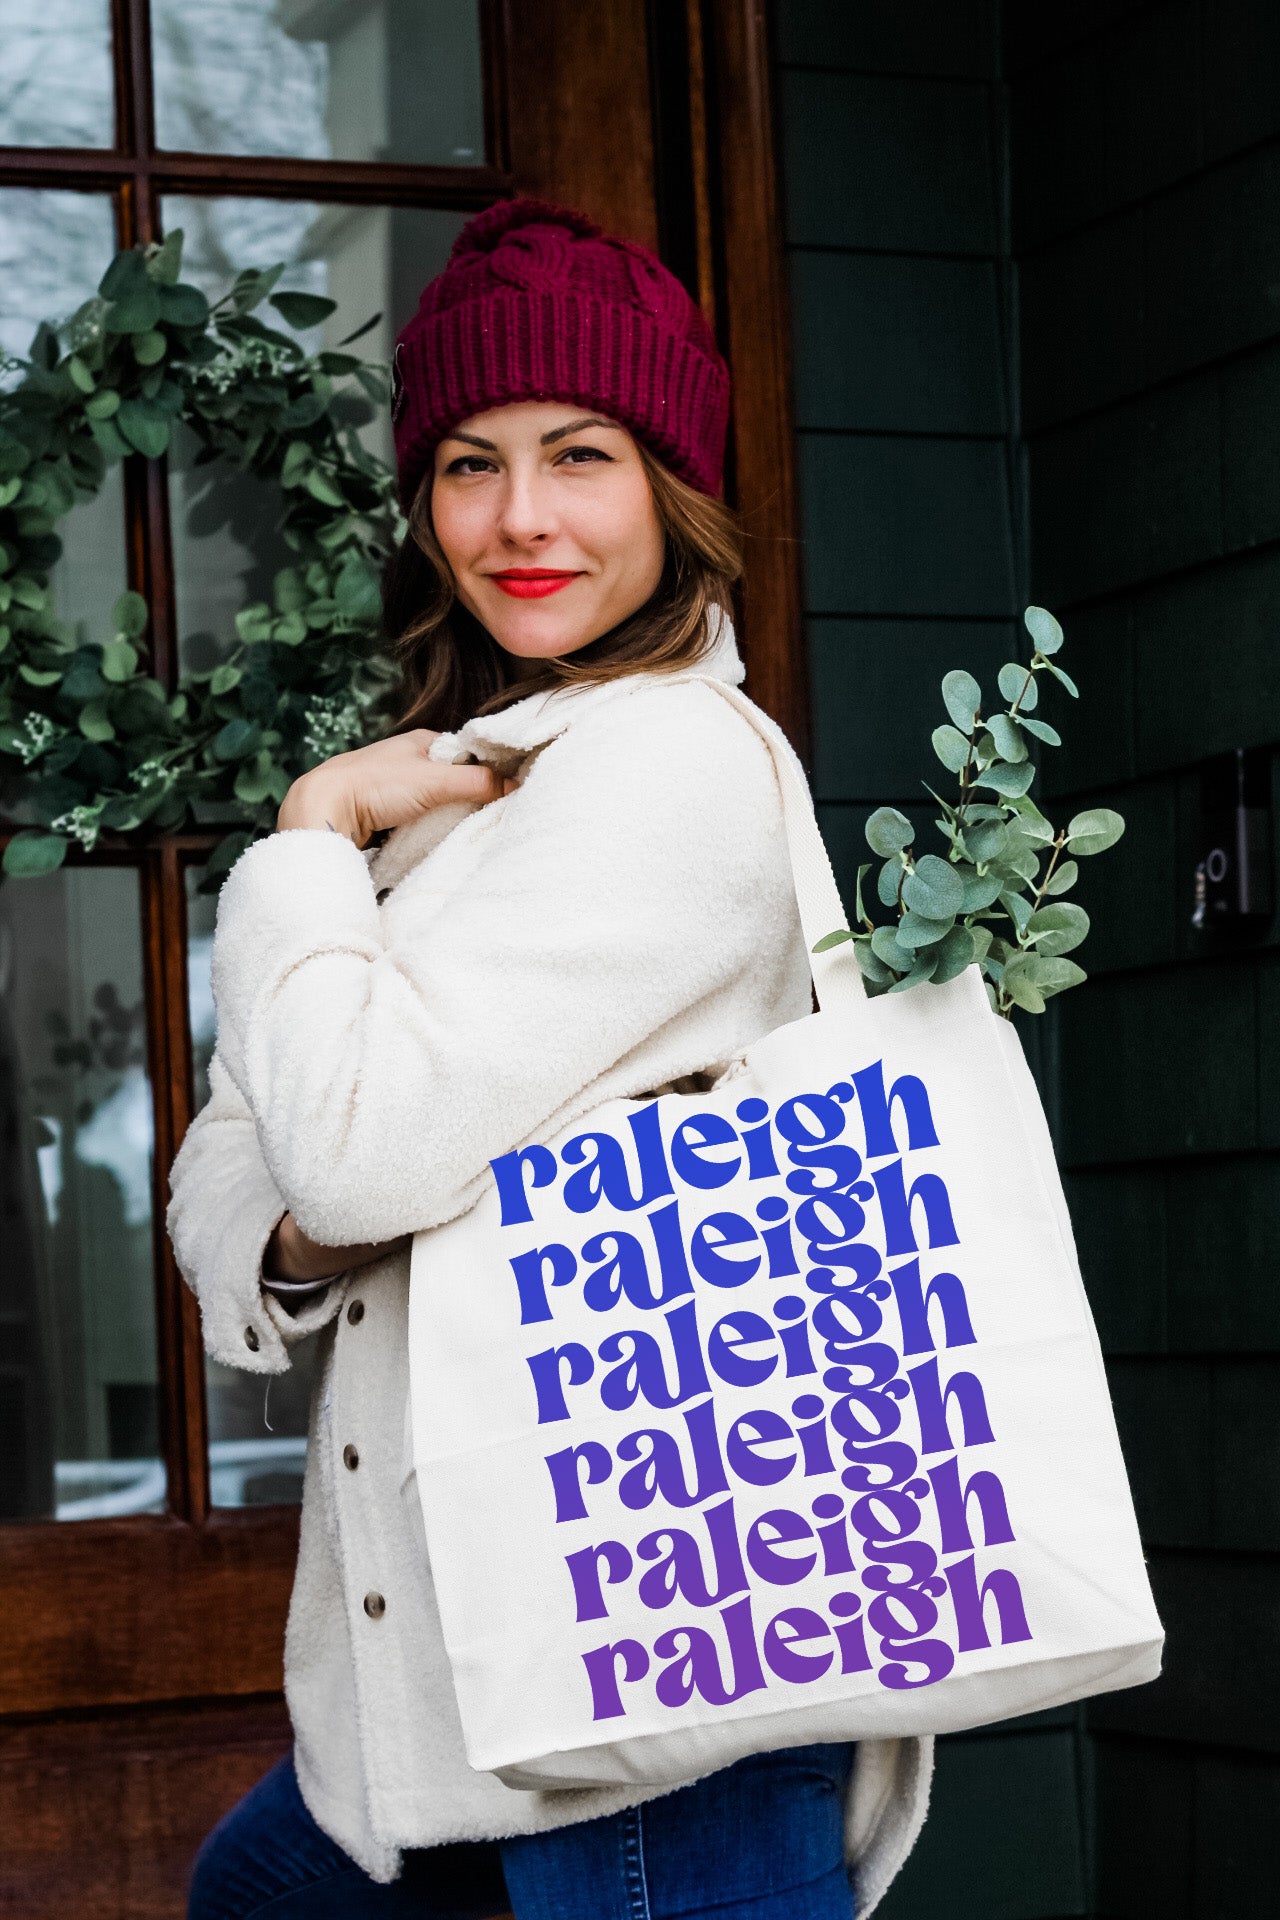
[391,198,730,505]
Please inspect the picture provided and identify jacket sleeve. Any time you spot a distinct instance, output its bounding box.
[165,1049,347,1372]
[207,680,798,1247]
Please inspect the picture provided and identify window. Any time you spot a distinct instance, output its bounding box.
[0,0,501,1534]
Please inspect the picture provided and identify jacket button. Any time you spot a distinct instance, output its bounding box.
[363,1590,386,1620]
[347,1299,365,1325]
[244,1325,260,1352]
[343,1444,359,1471]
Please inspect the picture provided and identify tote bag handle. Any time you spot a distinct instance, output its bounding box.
[691,676,866,1019]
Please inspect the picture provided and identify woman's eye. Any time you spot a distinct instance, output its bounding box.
[446,455,496,475]
[558,445,611,465]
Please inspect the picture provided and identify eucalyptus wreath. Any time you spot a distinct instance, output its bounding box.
[0,229,401,885]
[815,606,1126,1017]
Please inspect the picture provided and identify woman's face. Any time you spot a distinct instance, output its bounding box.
[430,400,666,666]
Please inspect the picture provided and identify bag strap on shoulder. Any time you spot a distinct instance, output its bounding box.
[691,676,866,1018]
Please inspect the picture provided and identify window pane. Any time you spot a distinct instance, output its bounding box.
[162,196,465,676]
[0,866,166,1521]
[0,0,114,150]
[185,863,318,1507]
[0,188,117,373]
[152,0,484,166]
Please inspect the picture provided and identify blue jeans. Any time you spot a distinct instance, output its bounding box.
[188,1745,855,1919]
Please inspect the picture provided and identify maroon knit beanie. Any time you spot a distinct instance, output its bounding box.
[391,198,730,506]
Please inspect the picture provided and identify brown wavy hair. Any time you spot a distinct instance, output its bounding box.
[382,440,744,736]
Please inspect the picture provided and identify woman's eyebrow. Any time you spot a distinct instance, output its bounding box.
[540,416,621,444]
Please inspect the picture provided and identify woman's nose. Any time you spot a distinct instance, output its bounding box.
[495,471,557,546]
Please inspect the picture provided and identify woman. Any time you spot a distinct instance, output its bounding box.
[169,198,932,1920]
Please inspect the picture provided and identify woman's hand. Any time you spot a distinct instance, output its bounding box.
[277,729,508,846]
[263,1211,412,1284]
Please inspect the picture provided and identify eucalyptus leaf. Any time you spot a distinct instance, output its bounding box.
[78,699,115,741]
[941,668,982,732]
[966,819,1008,864]
[973,760,1036,798]
[813,928,855,951]
[272,611,308,646]
[100,638,138,682]
[281,440,313,488]
[931,922,975,983]
[117,398,170,457]
[1067,806,1125,856]
[997,661,1028,706]
[157,283,210,327]
[967,924,994,965]
[1027,901,1090,956]
[273,566,306,614]
[901,852,964,919]
[865,806,915,857]
[876,858,903,908]
[1001,889,1032,935]
[104,286,161,335]
[84,389,120,420]
[960,869,1003,911]
[113,590,148,638]
[1000,844,1041,886]
[133,330,167,365]
[234,749,280,804]
[1024,604,1064,654]
[334,552,381,622]
[871,924,914,973]
[272,290,339,331]
[985,711,1028,763]
[99,249,149,301]
[888,949,940,993]
[1007,952,1086,1001]
[1033,956,1087,998]
[147,230,184,286]
[213,717,261,761]
[1044,858,1079,895]
[1001,954,1046,1014]
[305,467,345,508]
[854,940,895,987]
[2,828,67,876]
[1007,797,1055,842]
[898,908,955,949]
[931,723,971,772]
[336,311,384,348]
[1043,658,1079,697]
[210,663,242,696]
[234,604,273,645]
[853,861,871,927]
[88,416,129,460]
[1019,715,1061,746]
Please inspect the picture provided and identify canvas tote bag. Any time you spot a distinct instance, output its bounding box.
[408,677,1163,1791]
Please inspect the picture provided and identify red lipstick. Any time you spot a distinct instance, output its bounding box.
[488,568,583,599]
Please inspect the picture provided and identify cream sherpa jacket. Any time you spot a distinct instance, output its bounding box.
[166,612,932,1913]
